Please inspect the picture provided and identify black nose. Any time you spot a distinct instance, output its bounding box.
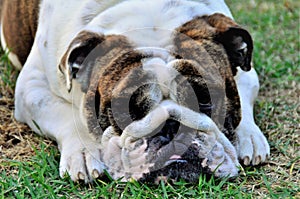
[157,119,180,141]
[147,119,180,150]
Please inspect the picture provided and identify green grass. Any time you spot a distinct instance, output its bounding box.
[0,0,299,198]
[0,143,265,199]
[0,49,17,96]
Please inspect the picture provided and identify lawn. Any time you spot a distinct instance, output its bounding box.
[0,0,299,198]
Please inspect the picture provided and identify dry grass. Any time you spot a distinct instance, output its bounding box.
[0,96,54,173]
[0,65,53,177]
[0,51,55,176]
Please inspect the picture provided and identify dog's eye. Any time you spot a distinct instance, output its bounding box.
[129,84,157,121]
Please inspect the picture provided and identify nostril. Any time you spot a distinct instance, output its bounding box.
[152,136,170,145]
[158,136,171,144]
[156,119,180,141]
[147,119,180,150]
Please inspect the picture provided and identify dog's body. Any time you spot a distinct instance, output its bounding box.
[1,0,269,183]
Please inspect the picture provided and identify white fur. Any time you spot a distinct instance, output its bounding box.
[234,68,270,165]
[12,0,269,182]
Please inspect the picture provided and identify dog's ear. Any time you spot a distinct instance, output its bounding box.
[59,31,104,92]
[205,13,253,72]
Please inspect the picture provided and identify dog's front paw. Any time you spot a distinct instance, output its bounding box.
[194,133,239,178]
[59,137,106,183]
[235,122,270,165]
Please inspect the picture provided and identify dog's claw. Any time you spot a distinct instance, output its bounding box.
[78,172,85,181]
[243,156,250,166]
[92,169,100,179]
[236,122,270,166]
[59,136,106,183]
[254,156,262,165]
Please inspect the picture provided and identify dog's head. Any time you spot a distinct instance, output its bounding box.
[59,13,252,182]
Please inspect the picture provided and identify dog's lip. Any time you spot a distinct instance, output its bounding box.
[164,154,186,166]
[139,138,208,183]
[163,157,187,167]
[146,129,196,167]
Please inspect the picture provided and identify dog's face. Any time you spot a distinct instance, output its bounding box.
[59,13,253,182]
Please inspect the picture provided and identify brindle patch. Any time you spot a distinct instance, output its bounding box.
[83,35,139,136]
[174,17,242,141]
[177,13,253,74]
[1,0,40,66]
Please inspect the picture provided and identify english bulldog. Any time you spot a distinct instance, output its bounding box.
[1,0,270,183]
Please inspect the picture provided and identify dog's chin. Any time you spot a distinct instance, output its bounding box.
[140,137,212,183]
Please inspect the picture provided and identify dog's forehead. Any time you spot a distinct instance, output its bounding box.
[82,0,233,46]
[84,16,230,110]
